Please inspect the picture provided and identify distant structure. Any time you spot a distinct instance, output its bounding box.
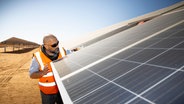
[0,37,40,52]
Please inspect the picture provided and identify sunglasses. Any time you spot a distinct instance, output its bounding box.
[51,41,59,47]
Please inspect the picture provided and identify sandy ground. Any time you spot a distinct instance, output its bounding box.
[0,48,41,104]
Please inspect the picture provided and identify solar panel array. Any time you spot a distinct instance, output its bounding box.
[80,22,137,47]
[51,9,184,104]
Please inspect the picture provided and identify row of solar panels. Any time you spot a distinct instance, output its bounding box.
[51,4,184,104]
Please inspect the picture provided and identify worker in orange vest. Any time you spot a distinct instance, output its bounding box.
[29,34,66,104]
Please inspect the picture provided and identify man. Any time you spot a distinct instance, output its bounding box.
[29,34,66,104]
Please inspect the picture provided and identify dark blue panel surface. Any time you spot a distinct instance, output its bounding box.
[74,83,135,104]
[130,98,151,104]
[143,72,184,104]
[97,61,140,80]
[126,49,165,63]
[114,65,174,94]
[148,50,184,68]
[62,70,108,101]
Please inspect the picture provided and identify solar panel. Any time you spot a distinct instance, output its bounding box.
[51,9,184,104]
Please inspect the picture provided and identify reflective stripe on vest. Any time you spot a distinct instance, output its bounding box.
[39,82,56,87]
[42,72,53,77]
[60,47,66,57]
[35,52,44,70]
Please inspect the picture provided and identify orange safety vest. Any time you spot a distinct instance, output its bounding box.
[34,47,66,94]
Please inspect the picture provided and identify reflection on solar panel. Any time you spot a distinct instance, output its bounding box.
[51,9,184,104]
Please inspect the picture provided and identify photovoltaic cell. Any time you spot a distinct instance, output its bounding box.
[148,50,184,68]
[62,70,108,101]
[74,83,135,104]
[114,65,174,94]
[143,72,184,104]
[51,9,184,104]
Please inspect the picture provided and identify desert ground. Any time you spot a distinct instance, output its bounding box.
[0,47,41,104]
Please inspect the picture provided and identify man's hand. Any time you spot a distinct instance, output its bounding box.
[42,64,49,75]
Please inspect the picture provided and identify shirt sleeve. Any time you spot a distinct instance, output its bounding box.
[66,49,72,55]
[29,57,40,76]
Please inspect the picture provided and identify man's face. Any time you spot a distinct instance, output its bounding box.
[44,38,59,54]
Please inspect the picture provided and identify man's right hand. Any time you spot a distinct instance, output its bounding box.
[42,64,49,75]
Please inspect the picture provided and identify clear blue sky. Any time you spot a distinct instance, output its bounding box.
[0,0,183,48]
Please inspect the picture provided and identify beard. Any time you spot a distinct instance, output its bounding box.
[50,47,59,54]
[54,48,59,54]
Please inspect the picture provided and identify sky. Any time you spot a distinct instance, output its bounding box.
[0,0,183,48]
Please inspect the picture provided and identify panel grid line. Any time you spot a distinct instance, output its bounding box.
[118,59,182,72]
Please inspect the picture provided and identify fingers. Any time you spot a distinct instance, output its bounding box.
[42,64,49,75]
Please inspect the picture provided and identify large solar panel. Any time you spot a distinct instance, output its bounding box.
[51,9,184,104]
